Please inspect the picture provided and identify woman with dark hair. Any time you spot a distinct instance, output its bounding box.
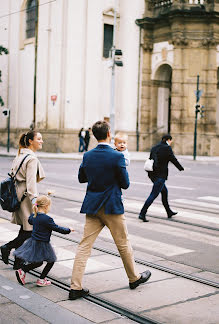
[0,130,45,269]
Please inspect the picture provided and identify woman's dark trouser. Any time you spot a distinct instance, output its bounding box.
[22,262,55,279]
[4,226,32,269]
[6,226,32,250]
[140,177,172,216]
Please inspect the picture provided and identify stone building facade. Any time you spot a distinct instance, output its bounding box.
[136,0,219,155]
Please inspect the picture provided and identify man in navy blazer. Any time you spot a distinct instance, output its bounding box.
[69,121,151,300]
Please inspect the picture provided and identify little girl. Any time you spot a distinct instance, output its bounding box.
[14,194,73,286]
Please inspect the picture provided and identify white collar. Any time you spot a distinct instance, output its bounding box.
[98,142,111,146]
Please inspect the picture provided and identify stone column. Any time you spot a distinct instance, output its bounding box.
[203,40,218,155]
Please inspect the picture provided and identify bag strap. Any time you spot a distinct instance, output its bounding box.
[13,154,30,178]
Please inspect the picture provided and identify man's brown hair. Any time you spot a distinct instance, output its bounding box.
[92,121,110,140]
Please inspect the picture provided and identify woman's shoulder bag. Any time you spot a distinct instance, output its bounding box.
[0,154,30,212]
[144,158,154,172]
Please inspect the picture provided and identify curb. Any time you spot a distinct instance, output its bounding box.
[0,151,219,162]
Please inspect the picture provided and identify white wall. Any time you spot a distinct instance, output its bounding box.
[116,0,145,132]
[0,0,11,129]
[46,0,64,129]
[64,0,88,129]
[84,0,107,126]
[35,0,51,129]
[18,44,35,128]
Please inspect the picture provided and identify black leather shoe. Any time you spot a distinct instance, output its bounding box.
[69,288,89,300]
[129,270,151,289]
[167,211,178,219]
[138,214,149,222]
[0,245,10,264]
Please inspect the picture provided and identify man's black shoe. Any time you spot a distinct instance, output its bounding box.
[167,211,178,219]
[69,288,89,300]
[129,270,151,289]
[0,245,10,264]
[138,214,149,222]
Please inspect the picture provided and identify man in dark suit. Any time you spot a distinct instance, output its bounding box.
[139,134,184,222]
[84,127,91,151]
[69,121,151,300]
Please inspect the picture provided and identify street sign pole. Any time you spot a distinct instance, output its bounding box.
[7,109,10,153]
[193,105,199,161]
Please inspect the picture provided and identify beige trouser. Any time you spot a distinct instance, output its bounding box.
[70,207,140,290]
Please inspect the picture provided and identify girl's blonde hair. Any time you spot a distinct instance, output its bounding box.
[33,193,51,217]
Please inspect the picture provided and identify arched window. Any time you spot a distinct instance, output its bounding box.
[26,0,37,39]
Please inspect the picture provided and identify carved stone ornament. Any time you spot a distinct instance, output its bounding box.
[103,7,120,18]
[143,42,153,51]
[202,38,216,47]
[172,36,188,46]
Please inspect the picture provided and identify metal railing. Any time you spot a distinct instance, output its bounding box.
[149,0,208,10]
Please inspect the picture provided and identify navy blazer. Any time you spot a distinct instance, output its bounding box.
[148,141,184,180]
[79,144,130,215]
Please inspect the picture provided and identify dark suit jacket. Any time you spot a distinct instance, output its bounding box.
[78,144,129,215]
[148,141,184,180]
